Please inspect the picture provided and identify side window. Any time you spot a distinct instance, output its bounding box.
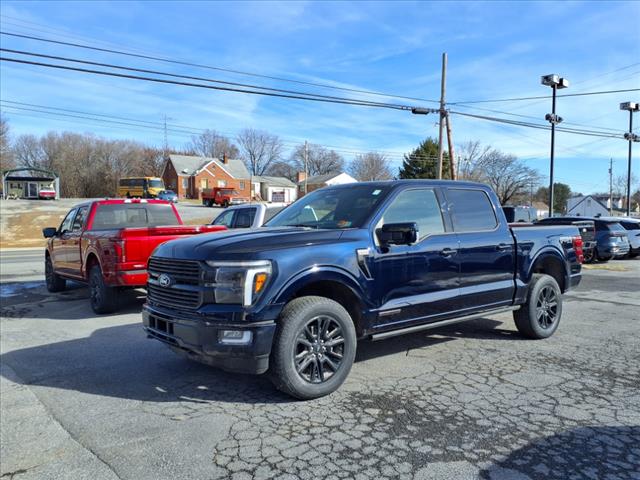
[213,210,235,227]
[447,189,497,232]
[59,209,77,233]
[72,206,89,232]
[381,189,445,240]
[234,208,254,228]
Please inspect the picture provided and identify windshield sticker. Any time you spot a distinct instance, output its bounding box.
[372,189,381,195]
[337,220,352,228]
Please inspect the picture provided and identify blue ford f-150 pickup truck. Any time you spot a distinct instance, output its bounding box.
[143,180,583,399]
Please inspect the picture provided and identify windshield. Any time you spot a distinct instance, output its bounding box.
[266,184,392,229]
[147,179,164,189]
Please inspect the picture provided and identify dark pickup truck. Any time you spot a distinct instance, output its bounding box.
[143,180,583,399]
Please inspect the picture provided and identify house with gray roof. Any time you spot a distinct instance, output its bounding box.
[296,171,357,196]
[251,175,298,203]
[162,154,251,200]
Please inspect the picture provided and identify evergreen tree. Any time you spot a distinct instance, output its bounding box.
[398,138,451,179]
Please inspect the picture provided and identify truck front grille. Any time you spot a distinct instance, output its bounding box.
[147,257,201,309]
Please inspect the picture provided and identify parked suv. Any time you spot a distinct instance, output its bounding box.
[598,217,640,258]
[143,181,582,399]
[537,216,630,261]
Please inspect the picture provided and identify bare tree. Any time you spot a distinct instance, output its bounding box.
[456,140,492,180]
[237,129,283,176]
[349,152,393,181]
[188,129,239,159]
[0,115,15,171]
[473,149,542,205]
[290,143,344,176]
[266,160,297,181]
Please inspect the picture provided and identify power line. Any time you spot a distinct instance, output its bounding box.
[449,88,640,105]
[0,30,440,105]
[0,48,412,110]
[1,100,442,161]
[0,55,415,111]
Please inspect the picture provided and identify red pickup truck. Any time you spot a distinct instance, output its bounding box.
[201,187,249,208]
[43,199,226,314]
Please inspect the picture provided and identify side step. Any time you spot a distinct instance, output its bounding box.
[370,306,519,341]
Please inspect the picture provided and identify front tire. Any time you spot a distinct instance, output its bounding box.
[513,273,562,339]
[45,255,66,292]
[269,296,357,400]
[89,265,117,314]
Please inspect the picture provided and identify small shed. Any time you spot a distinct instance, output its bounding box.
[1,167,60,200]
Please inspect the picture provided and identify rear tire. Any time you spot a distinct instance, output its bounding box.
[583,249,596,264]
[89,265,117,314]
[513,273,562,339]
[222,200,229,208]
[269,296,357,400]
[45,255,66,292]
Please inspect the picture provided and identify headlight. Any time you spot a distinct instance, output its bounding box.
[204,260,272,306]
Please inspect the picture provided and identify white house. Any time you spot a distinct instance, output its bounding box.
[252,176,298,203]
[297,172,357,196]
[567,195,610,217]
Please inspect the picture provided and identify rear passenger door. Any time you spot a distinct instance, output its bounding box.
[67,206,89,277]
[445,188,515,311]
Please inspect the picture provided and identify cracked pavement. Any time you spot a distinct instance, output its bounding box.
[1,254,639,479]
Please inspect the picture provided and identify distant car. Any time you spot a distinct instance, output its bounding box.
[537,216,630,261]
[38,187,56,200]
[598,217,640,258]
[157,190,178,203]
[502,205,536,223]
[212,203,285,229]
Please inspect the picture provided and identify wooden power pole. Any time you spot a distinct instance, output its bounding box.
[437,52,447,180]
[445,112,456,180]
[609,158,613,215]
[304,140,308,195]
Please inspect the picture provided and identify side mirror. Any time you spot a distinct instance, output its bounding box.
[43,227,58,238]
[376,222,418,247]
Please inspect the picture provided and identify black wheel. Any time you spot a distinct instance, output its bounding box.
[89,265,117,314]
[583,248,596,264]
[269,296,357,400]
[222,200,229,208]
[596,251,611,262]
[45,255,66,292]
[514,274,562,339]
[126,191,131,199]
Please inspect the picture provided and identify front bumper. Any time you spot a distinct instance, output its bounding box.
[142,303,276,374]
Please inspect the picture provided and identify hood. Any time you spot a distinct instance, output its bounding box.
[152,227,349,260]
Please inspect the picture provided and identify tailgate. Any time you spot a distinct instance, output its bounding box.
[118,225,226,267]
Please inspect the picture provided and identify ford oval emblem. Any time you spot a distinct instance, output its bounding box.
[158,273,173,287]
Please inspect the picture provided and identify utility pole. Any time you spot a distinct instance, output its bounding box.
[609,158,613,215]
[620,102,639,216]
[304,140,308,195]
[437,52,447,180]
[445,112,456,180]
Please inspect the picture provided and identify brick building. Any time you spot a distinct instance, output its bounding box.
[162,154,251,200]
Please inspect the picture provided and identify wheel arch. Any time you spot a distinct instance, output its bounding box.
[529,248,568,293]
[84,251,101,280]
[274,268,367,336]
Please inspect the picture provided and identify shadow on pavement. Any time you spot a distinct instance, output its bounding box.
[1,315,526,404]
[480,426,640,480]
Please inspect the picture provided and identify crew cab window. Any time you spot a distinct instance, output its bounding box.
[59,209,77,234]
[234,208,256,228]
[72,206,89,232]
[264,207,284,223]
[91,204,179,229]
[213,209,235,227]
[381,189,444,240]
[447,189,498,232]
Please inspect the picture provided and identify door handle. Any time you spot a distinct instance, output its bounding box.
[440,248,456,257]
[496,243,511,252]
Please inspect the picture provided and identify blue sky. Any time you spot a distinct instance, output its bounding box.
[1,0,639,194]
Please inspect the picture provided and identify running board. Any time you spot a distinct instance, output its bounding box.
[370,306,520,341]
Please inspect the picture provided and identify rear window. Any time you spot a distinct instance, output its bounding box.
[447,189,497,232]
[91,203,179,229]
[621,221,640,230]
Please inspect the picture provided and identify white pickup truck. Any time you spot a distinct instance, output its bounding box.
[211,203,286,229]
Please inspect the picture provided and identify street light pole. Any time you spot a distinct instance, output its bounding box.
[620,102,639,216]
[548,84,557,218]
[541,74,569,217]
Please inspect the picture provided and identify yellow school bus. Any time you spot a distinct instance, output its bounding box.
[117,177,165,198]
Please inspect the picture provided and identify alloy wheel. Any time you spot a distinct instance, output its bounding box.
[294,315,345,383]
[535,285,558,329]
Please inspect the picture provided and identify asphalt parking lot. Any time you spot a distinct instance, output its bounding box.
[1,253,639,480]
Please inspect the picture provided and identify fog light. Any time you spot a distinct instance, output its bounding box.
[219,330,252,345]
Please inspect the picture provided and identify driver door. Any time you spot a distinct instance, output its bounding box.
[368,188,460,328]
[52,208,77,273]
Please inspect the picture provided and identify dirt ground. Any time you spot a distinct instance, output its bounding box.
[0,199,217,249]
